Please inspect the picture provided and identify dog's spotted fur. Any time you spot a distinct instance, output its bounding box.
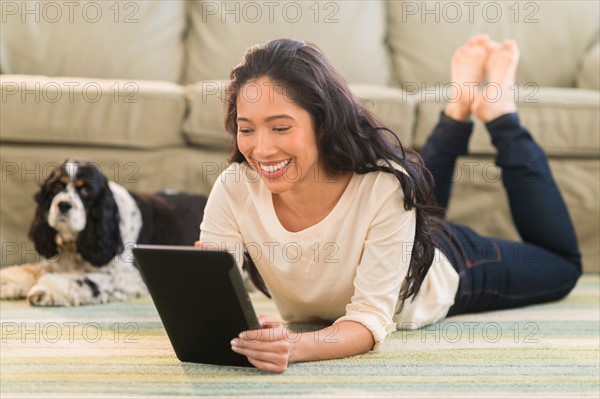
[0,159,207,306]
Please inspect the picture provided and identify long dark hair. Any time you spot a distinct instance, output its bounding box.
[224,39,444,302]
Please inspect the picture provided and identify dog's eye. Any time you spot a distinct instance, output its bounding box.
[77,186,90,197]
[51,183,64,194]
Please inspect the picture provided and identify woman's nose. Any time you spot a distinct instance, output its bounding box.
[253,131,277,157]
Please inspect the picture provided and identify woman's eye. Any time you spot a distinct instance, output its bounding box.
[238,128,253,134]
[273,127,290,132]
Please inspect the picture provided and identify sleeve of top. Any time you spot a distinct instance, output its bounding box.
[334,181,416,352]
[198,171,245,271]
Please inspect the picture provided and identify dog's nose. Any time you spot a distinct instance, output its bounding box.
[58,201,73,213]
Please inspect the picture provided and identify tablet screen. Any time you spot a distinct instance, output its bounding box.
[133,245,260,367]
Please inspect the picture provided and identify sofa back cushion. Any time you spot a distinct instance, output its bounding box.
[578,42,600,91]
[0,1,186,82]
[387,1,600,88]
[184,0,390,85]
[412,87,600,157]
[0,75,186,148]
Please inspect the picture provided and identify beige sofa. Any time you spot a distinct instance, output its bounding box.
[1,1,599,272]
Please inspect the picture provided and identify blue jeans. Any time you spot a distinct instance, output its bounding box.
[420,112,582,316]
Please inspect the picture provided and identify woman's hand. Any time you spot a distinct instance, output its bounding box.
[194,241,203,248]
[231,314,295,373]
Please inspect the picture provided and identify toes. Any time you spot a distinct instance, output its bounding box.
[451,45,468,65]
[488,39,520,71]
[501,39,521,59]
[502,39,518,51]
[463,35,491,59]
[453,44,468,56]
[468,34,490,47]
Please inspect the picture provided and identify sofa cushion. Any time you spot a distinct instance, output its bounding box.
[577,42,600,91]
[413,87,600,157]
[1,75,186,149]
[183,80,232,150]
[350,84,415,148]
[0,1,186,82]
[183,82,416,149]
[184,0,390,85]
[387,1,600,88]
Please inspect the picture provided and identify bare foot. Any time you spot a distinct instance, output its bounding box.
[445,34,490,122]
[472,39,520,122]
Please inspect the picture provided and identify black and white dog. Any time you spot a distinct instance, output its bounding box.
[0,159,207,306]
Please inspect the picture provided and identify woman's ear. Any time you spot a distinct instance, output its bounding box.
[76,178,123,266]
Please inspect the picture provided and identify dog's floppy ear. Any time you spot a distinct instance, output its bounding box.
[76,168,123,266]
[28,183,59,259]
[28,164,63,259]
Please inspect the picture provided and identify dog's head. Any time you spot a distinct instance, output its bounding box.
[29,159,123,266]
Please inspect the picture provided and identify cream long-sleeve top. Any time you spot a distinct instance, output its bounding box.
[199,162,460,351]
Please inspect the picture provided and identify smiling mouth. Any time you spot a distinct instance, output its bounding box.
[258,159,292,174]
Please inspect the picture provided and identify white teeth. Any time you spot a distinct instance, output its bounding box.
[259,159,291,174]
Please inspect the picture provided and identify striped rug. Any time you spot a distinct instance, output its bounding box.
[1,274,598,398]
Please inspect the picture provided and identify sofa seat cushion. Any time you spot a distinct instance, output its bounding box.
[1,75,186,149]
[183,82,416,149]
[184,0,390,86]
[0,1,186,82]
[413,87,600,157]
[387,1,600,88]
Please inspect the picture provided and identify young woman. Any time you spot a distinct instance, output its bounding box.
[197,36,582,372]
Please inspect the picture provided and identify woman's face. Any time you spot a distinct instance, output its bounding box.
[236,77,323,195]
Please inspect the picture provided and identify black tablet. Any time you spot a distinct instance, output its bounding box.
[132,245,260,367]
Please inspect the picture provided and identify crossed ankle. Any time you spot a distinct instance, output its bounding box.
[444,104,471,122]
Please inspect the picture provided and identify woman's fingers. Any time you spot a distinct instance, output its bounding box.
[231,341,287,361]
[258,314,281,327]
[194,241,203,248]
[231,336,292,373]
[247,356,288,373]
[240,326,289,343]
[232,326,295,372]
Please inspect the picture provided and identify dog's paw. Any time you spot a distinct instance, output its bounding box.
[26,274,75,307]
[27,285,72,306]
[0,264,43,300]
[0,280,28,299]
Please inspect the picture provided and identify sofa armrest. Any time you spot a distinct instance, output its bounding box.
[577,42,600,91]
